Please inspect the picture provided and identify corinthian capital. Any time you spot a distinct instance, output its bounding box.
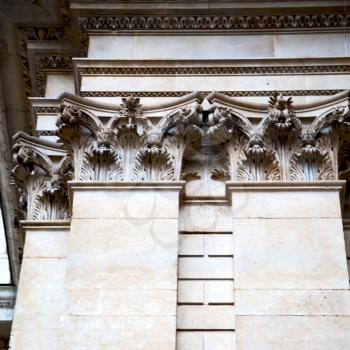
[207,90,350,182]
[53,95,204,182]
[11,133,71,221]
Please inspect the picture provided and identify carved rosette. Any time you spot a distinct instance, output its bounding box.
[11,143,71,221]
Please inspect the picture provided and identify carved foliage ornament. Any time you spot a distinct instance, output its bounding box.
[79,14,350,32]
[11,143,71,221]
[56,97,203,182]
[209,92,350,181]
[12,93,350,220]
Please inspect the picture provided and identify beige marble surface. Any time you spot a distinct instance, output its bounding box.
[10,223,69,350]
[88,33,350,60]
[233,218,349,289]
[177,331,235,350]
[236,290,350,316]
[58,185,182,349]
[177,305,235,330]
[236,316,350,350]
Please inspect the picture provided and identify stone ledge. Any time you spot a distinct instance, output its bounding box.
[20,221,71,230]
[68,180,185,191]
[226,180,345,192]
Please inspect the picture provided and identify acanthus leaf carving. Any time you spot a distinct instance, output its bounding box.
[11,143,71,221]
[208,106,252,181]
[238,133,280,181]
[259,92,302,180]
[160,104,203,181]
[289,133,334,181]
[56,96,204,182]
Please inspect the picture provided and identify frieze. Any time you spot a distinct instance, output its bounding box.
[78,14,350,32]
[33,106,60,114]
[36,131,57,136]
[78,65,350,76]
[80,90,343,98]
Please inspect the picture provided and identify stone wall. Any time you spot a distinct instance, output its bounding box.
[4,1,350,349]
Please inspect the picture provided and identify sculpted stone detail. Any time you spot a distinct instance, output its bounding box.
[80,90,342,98]
[12,92,350,220]
[18,26,69,99]
[79,66,350,76]
[35,55,73,96]
[56,97,203,182]
[11,143,71,221]
[79,14,350,32]
[209,92,350,181]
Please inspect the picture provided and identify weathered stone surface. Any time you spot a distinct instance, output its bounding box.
[58,315,176,350]
[72,189,180,219]
[232,190,341,219]
[179,233,233,256]
[178,280,234,304]
[58,185,181,350]
[178,257,233,279]
[233,218,349,289]
[236,290,350,316]
[177,331,235,350]
[179,203,232,232]
[177,305,235,330]
[23,229,68,258]
[10,224,69,350]
[66,218,178,289]
[236,316,350,350]
[64,288,176,316]
[10,330,58,350]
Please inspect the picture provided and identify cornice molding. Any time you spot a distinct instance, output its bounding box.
[226,180,346,192]
[35,55,73,97]
[17,26,70,100]
[207,90,350,112]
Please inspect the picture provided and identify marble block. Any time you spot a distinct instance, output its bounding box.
[236,316,350,350]
[233,218,349,289]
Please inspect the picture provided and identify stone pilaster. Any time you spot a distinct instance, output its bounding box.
[228,181,350,350]
[10,221,69,350]
[57,181,184,349]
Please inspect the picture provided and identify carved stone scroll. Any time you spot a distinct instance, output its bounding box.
[209,91,350,182]
[56,96,203,182]
[11,139,71,221]
[12,91,350,221]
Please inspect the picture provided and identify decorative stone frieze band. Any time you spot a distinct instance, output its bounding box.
[78,66,350,76]
[80,90,343,98]
[78,14,350,32]
[12,90,350,220]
